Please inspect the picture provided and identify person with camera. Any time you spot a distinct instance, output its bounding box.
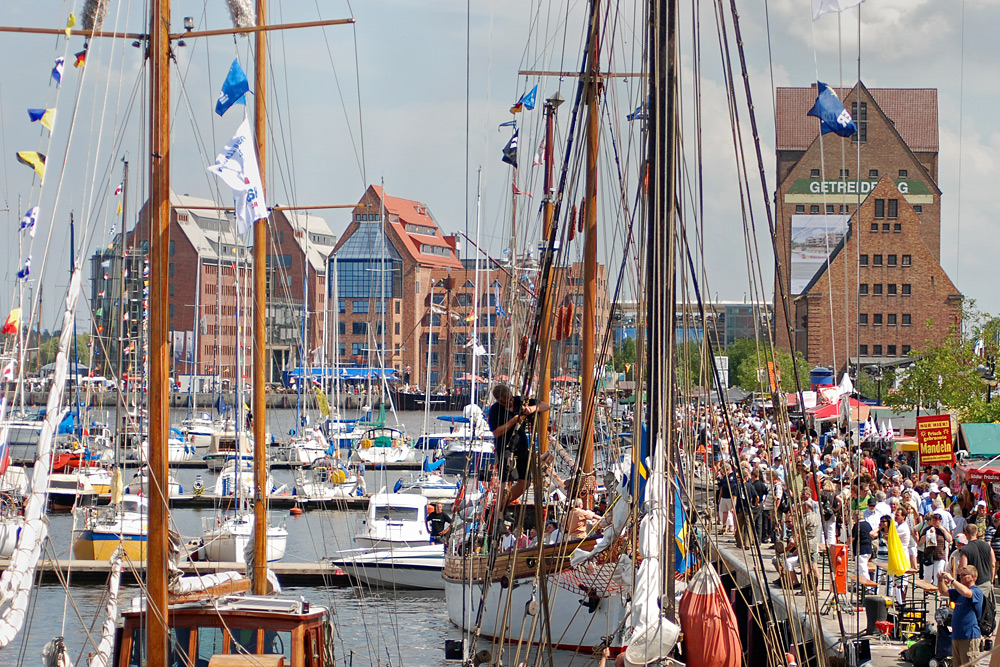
[938,565,984,666]
[487,383,549,509]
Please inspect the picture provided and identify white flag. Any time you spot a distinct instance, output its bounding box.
[207,118,267,236]
[812,0,867,20]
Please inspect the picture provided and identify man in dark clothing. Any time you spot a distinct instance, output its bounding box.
[487,383,549,507]
[960,523,996,600]
[734,469,758,549]
[427,503,453,543]
[750,468,768,543]
[896,454,913,480]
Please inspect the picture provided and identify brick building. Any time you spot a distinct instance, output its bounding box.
[90,192,335,386]
[329,186,612,388]
[774,82,960,371]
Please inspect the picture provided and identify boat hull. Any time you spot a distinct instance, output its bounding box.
[0,518,22,558]
[72,529,146,561]
[330,545,445,589]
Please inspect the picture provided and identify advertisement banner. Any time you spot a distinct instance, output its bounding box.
[916,415,954,467]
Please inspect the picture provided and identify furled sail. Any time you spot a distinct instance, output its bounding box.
[87,548,123,667]
[0,269,82,647]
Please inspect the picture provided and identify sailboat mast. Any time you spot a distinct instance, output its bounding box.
[252,0,269,596]
[581,0,600,502]
[535,96,558,456]
[147,0,172,662]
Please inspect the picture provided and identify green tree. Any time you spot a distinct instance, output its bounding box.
[37,333,91,368]
[728,340,811,393]
[612,337,635,372]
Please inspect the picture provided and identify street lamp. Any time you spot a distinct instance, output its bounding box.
[866,364,884,405]
[978,358,996,403]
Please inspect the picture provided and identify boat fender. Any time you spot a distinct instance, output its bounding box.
[525,599,539,616]
[785,652,796,667]
[500,575,511,589]
[360,438,372,449]
[473,650,491,667]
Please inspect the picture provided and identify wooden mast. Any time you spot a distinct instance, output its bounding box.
[581,0,600,502]
[252,0,269,595]
[535,96,559,456]
[148,0,171,662]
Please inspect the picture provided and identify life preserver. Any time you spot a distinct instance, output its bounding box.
[393,438,404,448]
[360,438,372,450]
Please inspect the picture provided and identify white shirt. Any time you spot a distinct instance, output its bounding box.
[895,518,912,552]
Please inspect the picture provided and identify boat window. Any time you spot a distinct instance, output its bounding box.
[373,505,419,522]
[196,627,226,666]
[229,628,258,654]
[262,630,293,663]
[130,628,192,667]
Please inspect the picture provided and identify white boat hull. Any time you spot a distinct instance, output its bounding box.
[331,544,444,589]
[355,446,415,464]
[202,515,287,563]
[444,576,627,653]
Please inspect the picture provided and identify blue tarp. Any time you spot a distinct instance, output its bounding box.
[281,367,399,386]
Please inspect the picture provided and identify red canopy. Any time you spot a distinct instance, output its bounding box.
[965,465,1000,483]
[807,397,868,421]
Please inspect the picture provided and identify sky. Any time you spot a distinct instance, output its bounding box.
[0,0,996,332]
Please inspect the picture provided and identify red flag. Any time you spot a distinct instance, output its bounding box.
[74,49,87,68]
[512,183,533,198]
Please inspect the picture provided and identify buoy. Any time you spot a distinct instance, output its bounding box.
[360,438,372,449]
[785,652,796,667]
[290,506,303,517]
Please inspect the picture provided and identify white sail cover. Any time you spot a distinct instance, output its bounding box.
[624,434,680,667]
[0,269,82,647]
[88,549,123,667]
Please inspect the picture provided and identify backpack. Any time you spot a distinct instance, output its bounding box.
[980,592,997,637]
[820,492,836,521]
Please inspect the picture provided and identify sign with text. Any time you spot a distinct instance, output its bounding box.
[916,415,954,467]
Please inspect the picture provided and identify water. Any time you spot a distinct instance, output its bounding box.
[3,408,475,666]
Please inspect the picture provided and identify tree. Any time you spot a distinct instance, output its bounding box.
[725,338,811,393]
[612,336,636,372]
[37,333,91,368]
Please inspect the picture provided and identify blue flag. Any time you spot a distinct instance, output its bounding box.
[674,487,695,573]
[52,57,65,86]
[520,85,538,111]
[215,59,249,117]
[807,81,856,138]
[501,130,518,167]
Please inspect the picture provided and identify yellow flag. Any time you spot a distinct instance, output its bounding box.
[886,520,908,576]
[65,13,76,37]
[16,151,46,182]
[315,387,330,417]
[116,201,122,215]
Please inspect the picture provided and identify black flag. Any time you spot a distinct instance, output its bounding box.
[501,130,518,168]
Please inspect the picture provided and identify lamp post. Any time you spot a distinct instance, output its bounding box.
[866,364,884,405]
[977,356,996,403]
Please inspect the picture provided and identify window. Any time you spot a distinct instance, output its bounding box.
[888,199,898,218]
[352,322,367,335]
[870,223,879,232]
[887,254,897,267]
[869,169,879,178]
[840,204,850,214]
[432,293,445,305]
[883,223,891,232]
[859,254,868,266]
[430,352,439,366]
[338,322,345,335]
[874,199,885,218]
[169,263,175,277]
[353,300,369,314]
[394,322,400,335]
[873,314,883,326]
[872,254,883,267]
[901,254,912,267]
[352,342,364,356]
[851,101,868,142]
[826,204,835,214]
[913,205,922,214]
[902,313,912,325]
[898,169,908,178]
[888,284,897,296]
[169,304,174,318]
[395,301,401,314]
[859,284,869,296]
[902,344,911,354]
[810,168,820,178]
[859,313,868,325]
[169,240,175,256]
[169,283,175,296]
[840,169,850,178]
[894,223,902,232]
[338,299,346,313]
[901,284,911,296]
[430,314,441,327]
[795,205,805,213]
[888,314,897,325]
[457,293,472,307]
[810,205,820,214]
[873,284,883,295]
[860,344,869,355]
[873,344,883,356]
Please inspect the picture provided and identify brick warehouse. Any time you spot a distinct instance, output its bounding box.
[774,82,960,371]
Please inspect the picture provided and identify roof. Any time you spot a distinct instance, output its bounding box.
[372,185,463,269]
[171,191,245,261]
[283,211,335,273]
[959,423,1000,459]
[775,84,938,152]
[335,221,403,262]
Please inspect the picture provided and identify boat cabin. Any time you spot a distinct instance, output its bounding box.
[115,596,333,667]
[356,493,431,547]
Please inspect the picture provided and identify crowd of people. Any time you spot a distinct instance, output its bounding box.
[702,403,999,663]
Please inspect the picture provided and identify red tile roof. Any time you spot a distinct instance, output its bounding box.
[372,185,463,269]
[776,84,938,153]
